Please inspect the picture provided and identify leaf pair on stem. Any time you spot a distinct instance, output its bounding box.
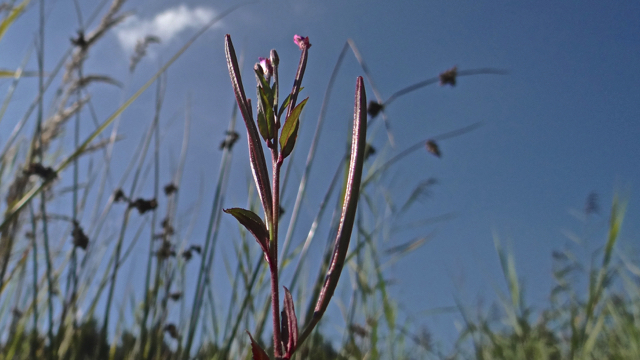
[223,34,367,359]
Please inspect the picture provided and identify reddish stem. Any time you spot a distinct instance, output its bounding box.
[270,149,283,357]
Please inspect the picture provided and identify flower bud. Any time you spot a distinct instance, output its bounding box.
[270,49,279,67]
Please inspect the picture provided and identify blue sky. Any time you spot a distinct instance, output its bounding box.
[2,0,640,352]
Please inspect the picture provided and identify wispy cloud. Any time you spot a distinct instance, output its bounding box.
[115,5,217,53]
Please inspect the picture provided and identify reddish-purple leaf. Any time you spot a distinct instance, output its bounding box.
[298,77,367,348]
[225,35,274,225]
[223,208,269,258]
[281,286,298,358]
[246,331,270,360]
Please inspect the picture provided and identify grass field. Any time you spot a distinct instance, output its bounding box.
[0,1,637,359]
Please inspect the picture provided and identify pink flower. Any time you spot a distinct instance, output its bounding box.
[258,57,273,79]
[293,35,311,50]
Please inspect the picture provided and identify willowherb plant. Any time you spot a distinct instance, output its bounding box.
[223,34,367,359]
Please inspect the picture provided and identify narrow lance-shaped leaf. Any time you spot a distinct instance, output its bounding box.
[280,97,308,159]
[223,208,269,259]
[225,35,273,224]
[277,87,303,120]
[246,331,270,360]
[297,77,367,349]
[281,286,298,358]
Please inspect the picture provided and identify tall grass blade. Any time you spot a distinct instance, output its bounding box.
[0,0,30,43]
[0,3,248,233]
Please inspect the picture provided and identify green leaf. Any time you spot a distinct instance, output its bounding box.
[257,111,269,141]
[254,66,271,90]
[257,85,275,140]
[279,97,308,159]
[278,87,304,119]
[223,208,269,258]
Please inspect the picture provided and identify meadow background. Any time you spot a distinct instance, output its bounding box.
[0,0,639,359]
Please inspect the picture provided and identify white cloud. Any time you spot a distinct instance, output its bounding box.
[115,5,217,53]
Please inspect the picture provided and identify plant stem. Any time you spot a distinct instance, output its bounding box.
[270,150,283,357]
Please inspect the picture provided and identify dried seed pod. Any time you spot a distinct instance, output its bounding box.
[129,198,158,214]
[161,217,175,236]
[439,66,458,86]
[72,222,89,250]
[219,131,240,150]
[364,144,376,160]
[24,163,56,181]
[113,189,127,202]
[426,140,441,157]
[164,324,179,339]
[70,30,88,49]
[349,324,368,338]
[367,101,384,118]
[164,183,178,195]
[156,241,175,259]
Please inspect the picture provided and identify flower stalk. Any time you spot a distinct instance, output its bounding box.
[224,34,366,359]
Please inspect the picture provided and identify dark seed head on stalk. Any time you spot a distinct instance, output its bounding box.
[190,245,202,254]
[426,140,441,157]
[72,221,89,250]
[169,292,182,301]
[439,66,458,86]
[70,30,88,50]
[164,324,179,339]
[164,183,178,195]
[161,218,174,236]
[181,250,192,261]
[364,144,376,160]
[12,307,23,318]
[129,198,158,214]
[219,130,240,150]
[156,241,176,259]
[130,35,161,72]
[24,163,57,181]
[349,324,369,338]
[367,101,384,118]
[113,188,127,202]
